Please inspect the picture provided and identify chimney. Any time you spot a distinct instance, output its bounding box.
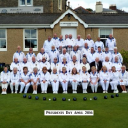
[109,4,117,10]
[95,1,103,13]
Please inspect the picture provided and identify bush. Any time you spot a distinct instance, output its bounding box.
[120,49,128,68]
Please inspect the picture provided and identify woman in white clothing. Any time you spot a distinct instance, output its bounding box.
[99,66,110,93]
[80,57,90,72]
[119,65,128,93]
[70,67,80,93]
[31,67,40,94]
[80,66,90,93]
[19,67,30,94]
[90,66,99,93]
[59,67,69,94]
[10,67,19,94]
[110,66,120,93]
[51,67,59,94]
[1,66,10,94]
[40,67,50,94]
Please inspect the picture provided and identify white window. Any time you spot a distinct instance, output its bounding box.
[23,29,38,51]
[19,0,33,6]
[99,28,113,45]
[58,0,62,10]
[0,29,7,51]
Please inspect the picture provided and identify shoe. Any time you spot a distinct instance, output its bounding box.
[32,91,35,94]
[74,91,77,94]
[122,91,124,93]
[63,91,65,94]
[124,91,127,93]
[65,91,67,94]
[83,90,85,93]
[85,90,87,93]
[15,91,17,94]
[35,91,37,94]
[5,92,7,95]
[106,91,108,93]
[11,91,13,94]
[73,91,75,94]
[19,92,22,94]
[103,91,105,93]
[41,91,44,94]
[45,91,47,94]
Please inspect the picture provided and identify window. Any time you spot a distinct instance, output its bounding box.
[99,29,113,45]
[0,29,7,51]
[19,0,33,6]
[23,29,38,51]
[58,0,62,10]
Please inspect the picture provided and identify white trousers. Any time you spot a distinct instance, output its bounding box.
[82,82,89,90]
[110,81,119,90]
[61,81,68,91]
[20,82,31,93]
[90,83,98,93]
[52,81,59,92]
[100,81,109,91]
[10,82,19,91]
[41,82,49,92]
[71,81,78,91]
[1,83,8,89]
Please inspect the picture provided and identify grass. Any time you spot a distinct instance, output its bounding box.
[0,93,128,128]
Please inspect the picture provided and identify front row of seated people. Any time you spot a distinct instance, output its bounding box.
[1,64,128,94]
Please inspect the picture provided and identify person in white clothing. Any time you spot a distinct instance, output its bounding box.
[80,66,90,93]
[94,37,104,52]
[95,46,104,62]
[51,68,59,94]
[80,57,90,72]
[112,56,122,72]
[40,67,50,93]
[52,33,59,49]
[1,66,10,94]
[58,35,66,54]
[36,48,49,62]
[59,48,71,63]
[49,45,59,63]
[102,57,112,72]
[39,57,50,71]
[99,66,110,93]
[30,67,40,94]
[110,66,120,93]
[84,34,94,48]
[76,35,84,50]
[10,67,19,94]
[13,46,25,63]
[90,66,99,93]
[70,45,81,62]
[102,47,112,62]
[106,34,116,54]
[29,56,40,73]
[59,67,69,94]
[119,65,128,93]
[87,47,96,63]
[59,57,70,73]
[26,48,36,62]
[19,67,31,94]
[66,34,76,54]
[10,57,20,71]
[43,36,54,54]
[19,57,30,72]
[112,47,123,63]
[70,67,80,93]
[69,55,80,72]
[51,57,60,73]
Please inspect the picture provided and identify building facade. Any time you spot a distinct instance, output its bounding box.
[0,0,128,64]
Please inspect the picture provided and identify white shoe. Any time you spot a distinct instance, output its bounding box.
[74,91,77,94]
[5,92,7,95]
[65,91,67,94]
[73,91,75,94]
[85,90,87,93]
[35,91,37,94]
[15,91,17,94]
[122,91,124,93]
[32,91,35,94]
[83,90,85,93]
[124,91,127,93]
[105,91,108,93]
[45,91,47,94]
[41,91,44,94]
[103,91,105,93]
[19,92,22,94]
[63,91,65,94]
[11,91,13,94]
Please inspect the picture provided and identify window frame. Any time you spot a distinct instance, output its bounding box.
[18,0,33,6]
[23,29,38,51]
[58,0,62,10]
[0,29,7,51]
[99,28,113,45]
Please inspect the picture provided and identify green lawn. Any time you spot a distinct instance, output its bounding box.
[0,93,128,128]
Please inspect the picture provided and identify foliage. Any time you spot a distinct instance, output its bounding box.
[120,49,128,67]
[86,8,93,12]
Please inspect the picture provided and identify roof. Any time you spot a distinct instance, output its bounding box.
[102,8,117,13]
[0,13,62,24]
[74,6,91,14]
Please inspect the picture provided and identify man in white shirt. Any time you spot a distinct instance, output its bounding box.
[87,47,96,63]
[26,48,36,62]
[10,58,20,71]
[59,48,71,63]
[52,33,59,49]
[94,37,104,52]
[84,34,94,48]
[13,46,25,63]
[95,46,104,62]
[66,34,76,54]
[37,48,49,62]
[106,34,116,54]
[76,35,84,50]
[43,36,54,54]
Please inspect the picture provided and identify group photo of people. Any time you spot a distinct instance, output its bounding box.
[1,33,127,95]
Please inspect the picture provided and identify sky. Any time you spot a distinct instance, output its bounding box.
[68,0,128,12]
